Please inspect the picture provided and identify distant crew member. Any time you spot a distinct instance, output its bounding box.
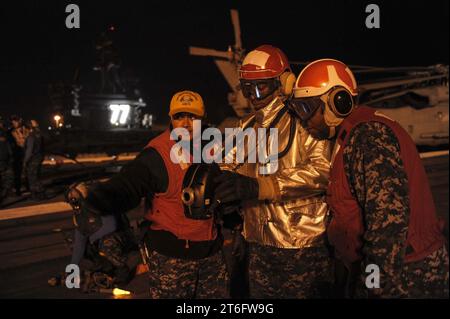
[9,115,29,196]
[23,120,45,200]
[0,118,14,204]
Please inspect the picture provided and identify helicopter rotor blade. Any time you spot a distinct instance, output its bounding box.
[359,74,447,91]
[189,46,230,59]
[231,9,242,50]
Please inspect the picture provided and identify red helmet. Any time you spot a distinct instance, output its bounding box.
[289,59,358,129]
[239,45,291,80]
[293,59,357,98]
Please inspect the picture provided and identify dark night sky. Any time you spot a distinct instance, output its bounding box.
[0,0,448,126]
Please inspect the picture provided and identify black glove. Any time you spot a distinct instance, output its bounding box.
[214,171,259,203]
[218,200,241,216]
[66,183,103,236]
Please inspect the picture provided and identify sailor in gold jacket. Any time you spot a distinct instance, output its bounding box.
[215,45,333,298]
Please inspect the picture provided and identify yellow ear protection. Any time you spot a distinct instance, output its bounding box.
[279,71,296,96]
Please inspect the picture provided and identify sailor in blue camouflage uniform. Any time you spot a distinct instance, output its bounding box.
[343,122,449,298]
[290,58,449,299]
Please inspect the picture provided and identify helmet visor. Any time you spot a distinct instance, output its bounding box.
[240,79,279,100]
[288,97,323,122]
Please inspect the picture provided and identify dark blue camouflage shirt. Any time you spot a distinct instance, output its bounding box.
[343,121,449,298]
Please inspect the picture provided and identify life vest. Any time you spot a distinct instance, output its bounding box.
[327,106,445,266]
[144,129,216,241]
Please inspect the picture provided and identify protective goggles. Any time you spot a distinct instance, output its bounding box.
[289,87,354,122]
[288,97,324,122]
[239,79,279,100]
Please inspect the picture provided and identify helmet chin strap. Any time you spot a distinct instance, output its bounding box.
[327,126,336,139]
[323,103,344,139]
